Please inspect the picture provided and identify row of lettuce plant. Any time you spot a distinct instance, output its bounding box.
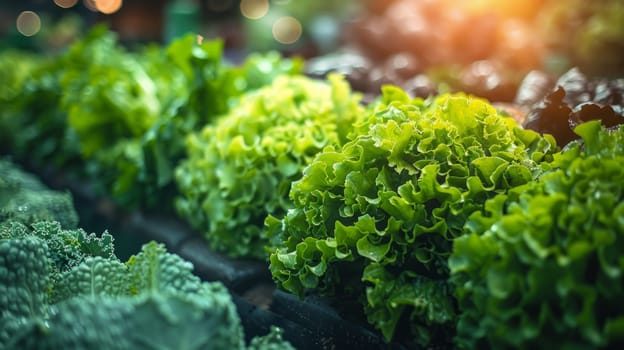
[2,26,623,348]
[1,159,294,349]
[0,25,302,212]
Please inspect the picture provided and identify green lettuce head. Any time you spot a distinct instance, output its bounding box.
[175,74,364,259]
[268,87,557,346]
[451,121,624,349]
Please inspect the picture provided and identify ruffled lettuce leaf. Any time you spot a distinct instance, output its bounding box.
[451,121,624,348]
[175,74,364,259]
[269,87,557,345]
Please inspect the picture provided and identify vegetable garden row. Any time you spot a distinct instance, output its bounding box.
[1,23,623,349]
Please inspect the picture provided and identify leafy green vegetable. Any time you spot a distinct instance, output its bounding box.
[0,50,81,171]
[362,263,456,345]
[0,49,38,151]
[268,87,557,345]
[137,36,303,211]
[0,50,41,113]
[0,236,49,346]
[54,26,164,208]
[60,27,159,158]
[0,160,78,228]
[10,292,246,350]
[91,29,301,210]
[450,121,624,349]
[175,74,364,259]
[1,26,303,211]
[0,164,294,349]
[0,220,295,349]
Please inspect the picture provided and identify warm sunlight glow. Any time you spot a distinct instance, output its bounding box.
[451,0,543,19]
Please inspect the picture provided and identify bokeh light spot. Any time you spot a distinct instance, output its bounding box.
[16,11,41,37]
[95,0,123,14]
[54,0,79,8]
[240,0,269,20]
[272,16,302,45]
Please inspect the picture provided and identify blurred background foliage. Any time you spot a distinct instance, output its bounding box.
[0,0,622,77]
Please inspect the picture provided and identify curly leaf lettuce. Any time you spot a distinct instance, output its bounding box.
[362,263,456,343]
[269,87,557,345]
[450,121,624,349]
[136,39,303,211]
[175,74,364,259]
